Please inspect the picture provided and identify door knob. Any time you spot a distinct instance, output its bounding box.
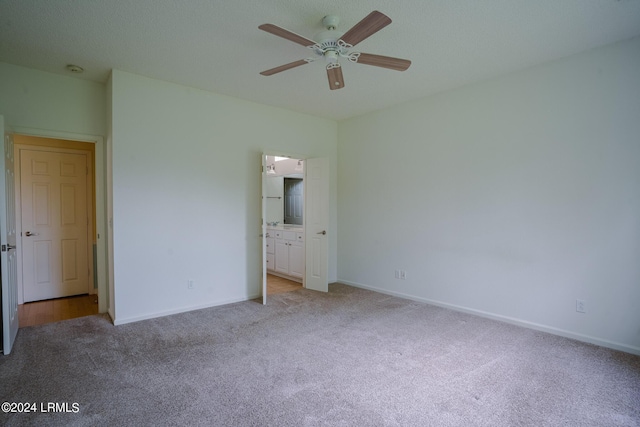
[316,230,327,235]
[25,231,38,236]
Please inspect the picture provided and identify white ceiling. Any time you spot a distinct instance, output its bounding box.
[2,0,640,120]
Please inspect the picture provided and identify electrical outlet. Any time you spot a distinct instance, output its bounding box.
[188,280,194,290]
[400,270,407,280]
[576,299,586,313]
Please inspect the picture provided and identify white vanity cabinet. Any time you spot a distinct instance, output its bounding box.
[288,233,304,278]
[274,231,289,273]
[267,228,304,282]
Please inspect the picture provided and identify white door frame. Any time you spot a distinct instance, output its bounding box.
[261,152,329,302]
[262,152,305,303]
[261,154,267,304]
[10,127,108,314]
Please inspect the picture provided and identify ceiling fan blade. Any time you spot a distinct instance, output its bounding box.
[326,66,345,90]
[339,11,392,47]
[355,53,411,71]
[260,59,310,76]
[259,24,317,47]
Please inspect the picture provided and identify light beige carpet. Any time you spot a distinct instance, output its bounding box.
[1,283,639,426]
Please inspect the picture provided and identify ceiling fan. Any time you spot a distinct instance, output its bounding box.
[259,11,411,90]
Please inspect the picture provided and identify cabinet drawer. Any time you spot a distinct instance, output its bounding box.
[274,231,283,239]
[296,232,304,243]
[283,231,296,241]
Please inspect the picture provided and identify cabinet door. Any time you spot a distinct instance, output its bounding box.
[266,253,275,271]
[266,237,275,254]
[275,239,289,274]
[288,242,304,279]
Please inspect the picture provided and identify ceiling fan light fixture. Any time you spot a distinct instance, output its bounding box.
[324,50,339,65]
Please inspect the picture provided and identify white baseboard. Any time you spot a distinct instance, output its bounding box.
[112,293,262,326]
[338,279,640,356]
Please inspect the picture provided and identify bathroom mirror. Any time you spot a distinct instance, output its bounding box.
[265,156,304,225]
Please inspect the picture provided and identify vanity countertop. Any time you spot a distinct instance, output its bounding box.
[267,224,303,232]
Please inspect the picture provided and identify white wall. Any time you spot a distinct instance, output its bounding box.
[0,62,105,136]
[338,37,640,354]
[110,70,337,324]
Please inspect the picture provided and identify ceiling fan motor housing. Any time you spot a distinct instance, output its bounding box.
[314,14,351,64]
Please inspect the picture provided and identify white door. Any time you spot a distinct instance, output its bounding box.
[21,149,89,301]
[261,154,268,305]
[1,116,19,354]
[304,157,329,292]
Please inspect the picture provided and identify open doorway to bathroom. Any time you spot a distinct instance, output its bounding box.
[263,155,304,297]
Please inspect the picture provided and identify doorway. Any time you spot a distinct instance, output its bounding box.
[18,294,98,327]
[14,134,98,326]
[261,154,329,303]
[263,155,305,296]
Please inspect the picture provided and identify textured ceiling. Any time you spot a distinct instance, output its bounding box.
[1,0,640,120]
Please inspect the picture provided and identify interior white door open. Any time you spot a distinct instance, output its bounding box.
[261,154,268,305]
[304,157,329,292]
[1,116,19,354]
